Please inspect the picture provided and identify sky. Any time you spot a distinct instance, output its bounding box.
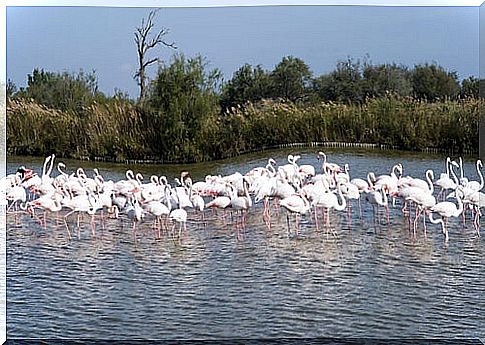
[5,3,481,98]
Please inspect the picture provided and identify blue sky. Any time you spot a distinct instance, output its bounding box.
[6,4,480,98]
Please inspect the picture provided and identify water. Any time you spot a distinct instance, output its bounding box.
[5,149,485,339]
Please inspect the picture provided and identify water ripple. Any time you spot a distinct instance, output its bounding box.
[6,150,485,339]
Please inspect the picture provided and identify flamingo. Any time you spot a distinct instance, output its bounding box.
[162,186,187,239]
[373,164,402,204]
[229,178,252,231]
[253,175,278,226]
[428,193,464,242]
[458,188,484,237]
[206,193,231,213]
[245,158,276,181]
[317,151,342,174]
[311,182,347,234]
[6,185,27,214]
[342,181,361,221]
[6,183,27,226]
[402,170,435,194]
[405,191,436,237]
[435,159,459,200]
[63,192,98,238]
[336,163,350,184]
[280,192,311,238]
[184,178,206,223]
[351,171,375,198]
[27,194,63,231]
[365,186,389,224]
[464,160,483,192]
[142,199,170,238]
[277,154,299,182]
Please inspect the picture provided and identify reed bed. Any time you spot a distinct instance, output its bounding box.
[7,96,480,163]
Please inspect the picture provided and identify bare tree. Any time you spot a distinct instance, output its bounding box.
[134,9,176,102]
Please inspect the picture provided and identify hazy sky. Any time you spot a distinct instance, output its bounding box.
[6,5,480,97]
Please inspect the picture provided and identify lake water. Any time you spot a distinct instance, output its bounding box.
[5,148,485,340]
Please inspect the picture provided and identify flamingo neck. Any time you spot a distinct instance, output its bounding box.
[367,172,375,186]
[378,188,388,206]
[449,164,459,185]
[459,158,464,179]
[455,195,463,217]
[244,181,252,207]
[165,186,172,210]
[477,161,484,189]
[335,183,347,211]
[428,212,444,226]
[320,152,327,172]
[426,170,434,194]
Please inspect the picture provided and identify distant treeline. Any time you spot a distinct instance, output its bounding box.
[6,55,482,162]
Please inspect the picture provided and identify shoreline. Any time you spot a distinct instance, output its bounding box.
[6,141,478,167]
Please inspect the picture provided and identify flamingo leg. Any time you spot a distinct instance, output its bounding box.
[286,213,290,237]
[423,211,427,238]
[347,202,351,226]
[63,210,78,239]
[6,201,17,214]
[402,201,408,217]
[100,210,106,231]
[444,220,449,243]
[358,197,362,220]
[157,217,161,238]
[171,223,176,240]
[264,203,272,229]
[77,212,81,230]
[132,221,138,243]
[314,206,319,232]
[474,208,480,237]
[91,215,96,237]
[295,213,299,239]
[242,211,247,231]
[413,206,420,237]
[385,205,390,225]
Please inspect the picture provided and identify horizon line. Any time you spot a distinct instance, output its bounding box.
[5,0,484,7]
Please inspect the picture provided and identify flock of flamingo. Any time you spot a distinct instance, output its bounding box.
[1,153,483,243]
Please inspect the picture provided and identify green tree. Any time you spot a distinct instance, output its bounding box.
[147,54,222,160]
[6,79,17,99]
[270,56,312,102]
[411,63,460,101]
[362,63,412,98]
[460,76,479,99]
[220,63,272,111]
[17,68,101,112]
[313,58,364,103]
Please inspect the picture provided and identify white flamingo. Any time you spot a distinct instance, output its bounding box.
[229,178,252,233]
[280,192,311,238]
[435,159,459,200]
[311,182,347,234]
[365,186,389,224]
[428,193,464,242]
[464,160,483,192]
